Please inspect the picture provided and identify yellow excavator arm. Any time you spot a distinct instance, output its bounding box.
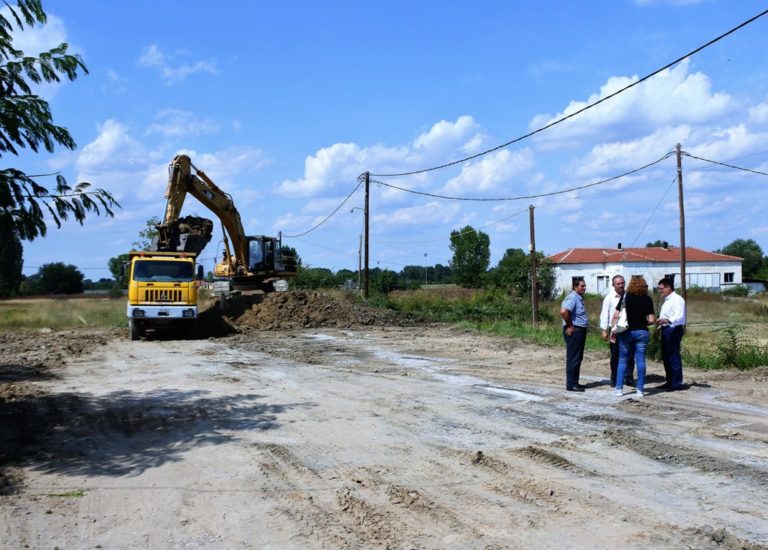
[156,154,297,288]
[160,154,248,277]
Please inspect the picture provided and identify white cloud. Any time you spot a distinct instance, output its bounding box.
[372,202,461,227]
[749,101,768,126]
[441,148,535,194]
[531,61,733,149]
[137,44,216,84]
[278,116,487,197]
[145,109,220,137]
[8,12,67,54]
[76,121,269,210]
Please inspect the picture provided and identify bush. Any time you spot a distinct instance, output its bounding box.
[684,325,768,370]
[721,285,749,297]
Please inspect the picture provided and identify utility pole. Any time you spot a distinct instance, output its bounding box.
[357,234,362,292]
[676,143,687,301]
[364,171,370,299]
[529,205,539,325]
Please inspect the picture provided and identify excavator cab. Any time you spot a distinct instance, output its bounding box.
[247,236,297,276]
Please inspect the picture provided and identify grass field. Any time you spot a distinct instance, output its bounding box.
[0,296,125,331]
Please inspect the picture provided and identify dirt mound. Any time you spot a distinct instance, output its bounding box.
[218,290,405,331]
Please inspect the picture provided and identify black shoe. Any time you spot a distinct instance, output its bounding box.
[576,383,587,389]
[658,382,673,390]
[625,380,635,387]
[566,386,585,392]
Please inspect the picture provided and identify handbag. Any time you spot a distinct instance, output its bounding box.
[612,294,629,333]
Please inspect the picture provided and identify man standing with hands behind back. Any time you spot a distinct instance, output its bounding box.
[656,277,686,391]
[600,275,635,388]
[560,277,588,392]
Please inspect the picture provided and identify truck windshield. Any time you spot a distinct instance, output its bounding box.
[133,261,193,282]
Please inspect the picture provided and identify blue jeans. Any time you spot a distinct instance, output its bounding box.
[616,330,650,392]
[661,325,684,388]
[563,326,587,388]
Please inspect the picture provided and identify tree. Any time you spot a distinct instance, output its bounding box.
[488,248,556,298]
[0,231,23,296]
[0,0,118,243]
[449,226,490,288]
[716,239,765,279]
[132,216,160,250]
[108,253,129,288]
[645,240,670,247]
[37,262,83,294]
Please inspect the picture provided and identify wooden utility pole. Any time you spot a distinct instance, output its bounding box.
[676,144,687,301]
[529,205,539,325]
[364,171,370,299]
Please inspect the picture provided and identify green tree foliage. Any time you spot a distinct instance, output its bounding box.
[375,268,400,293]
[449,226,490,288]
[716,238,765,279]
[645,240,669,247]
[108,253,129,288]
[37,261,83,294]
[131,216,160,250]
[0,0,118,242]
[0,231,23,296]
[487,248,556,298]
[292,266,336,289]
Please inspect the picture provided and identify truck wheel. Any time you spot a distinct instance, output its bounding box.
[129,319,141,341]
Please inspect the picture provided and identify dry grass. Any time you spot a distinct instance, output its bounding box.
[0,296,125,331]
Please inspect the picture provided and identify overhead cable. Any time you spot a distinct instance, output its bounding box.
[373,206,529,246]
[370,8,768,178]
[682,152,768,178]
[630,175,677,247]
[371,152,673,202]
[282,180,363,238]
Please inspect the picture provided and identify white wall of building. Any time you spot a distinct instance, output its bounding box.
[553,261,742,296]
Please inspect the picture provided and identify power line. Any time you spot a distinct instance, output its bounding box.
[369,8,768,178]
[282,180,363,238]
[629,175,677,247]
[373,206,529,246]
[371,152,673,202]
[283,236,359,259]
[681,152,768,178]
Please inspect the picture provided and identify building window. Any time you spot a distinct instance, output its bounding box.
[724,272,734,283]
[596,275,609,295]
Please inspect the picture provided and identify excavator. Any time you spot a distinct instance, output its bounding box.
[153,154,297,291]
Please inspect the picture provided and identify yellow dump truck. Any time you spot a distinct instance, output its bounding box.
[125,250,204,340]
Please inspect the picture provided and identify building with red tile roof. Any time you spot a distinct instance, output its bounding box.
[547,245,743,295]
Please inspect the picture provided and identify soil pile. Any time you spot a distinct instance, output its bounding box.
[226,290,404,330]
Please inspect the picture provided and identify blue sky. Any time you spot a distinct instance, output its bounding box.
[11,0,768,279]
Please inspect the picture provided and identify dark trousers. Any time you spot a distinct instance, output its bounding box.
[661,325,684,387]
[563,326,587,388]
[610,340,635,386]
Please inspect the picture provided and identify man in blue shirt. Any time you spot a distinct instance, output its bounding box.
[560,277,589,392]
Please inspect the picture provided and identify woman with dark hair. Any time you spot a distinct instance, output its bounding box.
[614,276,656,397]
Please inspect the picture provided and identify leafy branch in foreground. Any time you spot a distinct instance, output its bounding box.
[0,0,119,242]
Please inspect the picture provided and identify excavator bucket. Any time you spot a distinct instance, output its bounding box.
[153,215,214,254]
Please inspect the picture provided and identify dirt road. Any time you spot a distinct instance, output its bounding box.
[1,324,767,549]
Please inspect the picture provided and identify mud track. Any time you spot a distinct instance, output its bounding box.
[1,323,767,549]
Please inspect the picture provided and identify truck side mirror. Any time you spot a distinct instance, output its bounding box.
[197,265,204,280]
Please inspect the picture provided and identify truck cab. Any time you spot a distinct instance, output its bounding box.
[126,250,204,340]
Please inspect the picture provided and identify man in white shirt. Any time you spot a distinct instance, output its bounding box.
[600,275,634,388]
[656,277,686,390]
